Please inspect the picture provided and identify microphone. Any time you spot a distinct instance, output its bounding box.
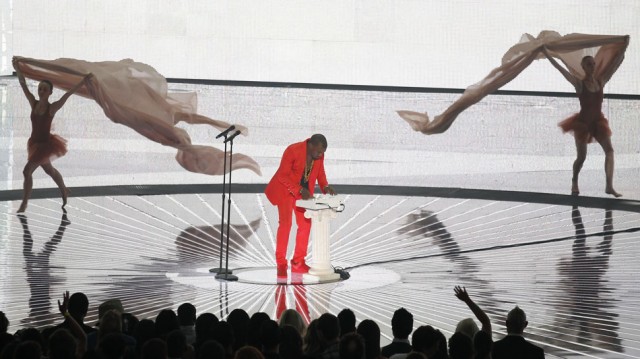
[215,125,236,139]
[224,130,242,143]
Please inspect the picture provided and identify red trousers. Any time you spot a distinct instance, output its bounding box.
[276,196,311,266]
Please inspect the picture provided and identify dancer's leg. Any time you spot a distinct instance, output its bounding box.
[595,135,621,197]
[571,137,588,195]
[41,163,71,207]
[18,161,39,213]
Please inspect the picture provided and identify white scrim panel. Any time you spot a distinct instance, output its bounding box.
[7,0,640,93]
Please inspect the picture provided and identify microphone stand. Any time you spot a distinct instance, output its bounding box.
[215,130,241,281]
[210,126,234,275]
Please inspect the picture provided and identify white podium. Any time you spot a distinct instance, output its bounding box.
[296,195,345,283]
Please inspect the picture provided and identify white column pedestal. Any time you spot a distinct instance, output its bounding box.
[296,196,344,283]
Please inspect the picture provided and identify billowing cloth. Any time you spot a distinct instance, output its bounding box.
[13,57,261,176]
[397,31,629,135]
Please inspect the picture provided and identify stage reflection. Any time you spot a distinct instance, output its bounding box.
[545,207,620,355]
[19,210,70,327]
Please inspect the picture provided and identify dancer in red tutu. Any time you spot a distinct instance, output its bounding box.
[543,47,624,197]
[13,57,92,212]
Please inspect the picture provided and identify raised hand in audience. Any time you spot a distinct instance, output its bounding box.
[454,285,492,336]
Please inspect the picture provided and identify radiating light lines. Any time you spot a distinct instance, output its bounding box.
[1,191,640,358]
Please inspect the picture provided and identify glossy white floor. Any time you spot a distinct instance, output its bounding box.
[1,79,639,358]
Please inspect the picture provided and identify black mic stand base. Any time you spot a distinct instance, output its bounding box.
[215,273,239,281]
[209,267,233,274]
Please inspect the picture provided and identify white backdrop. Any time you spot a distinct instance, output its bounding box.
[2,0,639,94]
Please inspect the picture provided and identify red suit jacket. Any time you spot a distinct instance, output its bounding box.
[265,139,329,206]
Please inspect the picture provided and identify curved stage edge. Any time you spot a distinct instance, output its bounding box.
[1,184,639,359]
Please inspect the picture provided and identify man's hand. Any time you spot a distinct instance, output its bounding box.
[300,187,313,200]
[324,185,336,195]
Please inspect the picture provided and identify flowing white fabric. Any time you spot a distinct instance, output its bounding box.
[13,57,261,176]
[397,31,630,135]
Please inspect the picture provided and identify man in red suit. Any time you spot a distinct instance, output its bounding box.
[265,134,336,277]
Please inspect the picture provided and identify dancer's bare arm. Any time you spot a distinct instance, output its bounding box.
[50,73,93,116]
[542,47,581,91]
[599,35,630,86]
[13,57,37,108]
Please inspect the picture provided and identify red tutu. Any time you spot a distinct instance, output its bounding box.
[27,134,68,165]
[558,112,612,144]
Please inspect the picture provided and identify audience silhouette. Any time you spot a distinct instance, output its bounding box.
[2,282,601,359]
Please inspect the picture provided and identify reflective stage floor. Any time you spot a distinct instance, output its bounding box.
[1,185,640,359]
[2,78,640,358]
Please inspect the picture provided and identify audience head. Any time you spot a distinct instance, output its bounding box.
[135,319,156,348]
[248,312,270,348]
[0,341,17,359]
[473,330,493,358]
[448,332,473,359]
[99,309,123,338]
[391,307,413,340]
[17,327,43,347]
[279,325,304,359]
[303,319,322,356]
[97,299,124,325]
[234,345,265,359]
[0,332,14,355]
[178,303,197,326]
[0,311,8,333]
[455,318,479,339]
[278,309,306,336]
[227,309,250,351]
[259,319,281,351]
[356,319,381,359]
[155,309,180,339]
[211,321,235,356]
[13,340,41,359]
[195,313,219,345]
[338,308,356,337]
[48,329,77,359]
[317,313,340,343]
[433,329,448,359]
[411,325,439,357]
[197,340,225,359]
[142,338,168,359]
[99,332,127,359]
[406,353,427,359]
[505,306,528,334]
[121,312,139,337]
[68,292,90,319]
[167,329,188,358]
[339,332,365,359]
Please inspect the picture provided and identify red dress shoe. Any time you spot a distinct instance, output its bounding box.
[291,261,310,274]
[277,264,288,277]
